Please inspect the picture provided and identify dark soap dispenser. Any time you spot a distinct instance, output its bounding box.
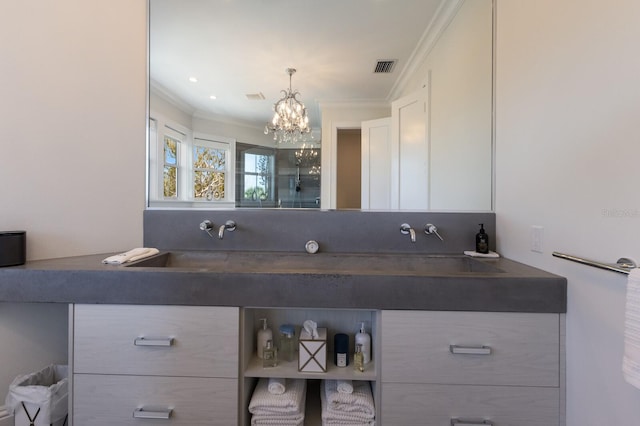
[476,224,489,254]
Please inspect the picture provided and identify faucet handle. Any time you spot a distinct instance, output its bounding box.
[200,220,214,237]
[400,223,417,243]
[424,223,444,241]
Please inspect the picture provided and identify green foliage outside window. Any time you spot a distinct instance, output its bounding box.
[163,136,179,198]
[244,186,267,201]
[193,146,225,199]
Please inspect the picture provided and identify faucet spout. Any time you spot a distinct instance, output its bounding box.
[400,223,416,243]
[218,220,237,239]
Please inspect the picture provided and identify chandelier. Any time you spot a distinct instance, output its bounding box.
[294,143,318,166]
[264,68,312,144]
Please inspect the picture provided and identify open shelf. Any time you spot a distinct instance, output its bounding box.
[240,307,380,426]
[244,354,376,380]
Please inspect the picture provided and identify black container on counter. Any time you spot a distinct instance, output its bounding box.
[0,231,26,267]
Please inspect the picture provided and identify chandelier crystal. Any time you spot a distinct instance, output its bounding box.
[264,68,312,144]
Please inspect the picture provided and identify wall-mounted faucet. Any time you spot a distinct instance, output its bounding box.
[218,220,236,239]
[400,223,416,243]
[424,223,444,241]
[199,220,215,237]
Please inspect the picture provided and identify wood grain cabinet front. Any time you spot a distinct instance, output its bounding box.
[73,374,237,426]
[73,304,238,377]
[380,310,564,426]
[72,304,239,426]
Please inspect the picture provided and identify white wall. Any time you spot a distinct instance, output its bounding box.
[0,0,146,395]
[495,0,640,423]
[399,0,493,211]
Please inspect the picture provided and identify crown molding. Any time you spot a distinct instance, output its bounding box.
[387,0,465,101]
[149,80,197,115]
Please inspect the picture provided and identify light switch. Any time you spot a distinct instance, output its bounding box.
[531,226,544,253]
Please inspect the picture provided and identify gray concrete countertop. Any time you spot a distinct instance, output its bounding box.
[0,252,566,313]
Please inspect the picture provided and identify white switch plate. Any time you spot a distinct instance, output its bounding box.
[531,226,544,253]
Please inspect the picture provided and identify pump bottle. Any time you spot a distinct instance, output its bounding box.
[355,322,371,364]
[476,223,489,254]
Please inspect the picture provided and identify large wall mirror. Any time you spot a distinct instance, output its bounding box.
[148,0,493,211]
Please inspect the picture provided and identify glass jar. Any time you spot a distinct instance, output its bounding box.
[279,324,296,362]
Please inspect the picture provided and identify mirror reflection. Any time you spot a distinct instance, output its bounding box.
[148,0,493,211]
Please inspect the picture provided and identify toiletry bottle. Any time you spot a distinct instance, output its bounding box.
[257,318,272,359]
[354,344,364,372]
[334,333,349,367]
[262,340,278,368]
[355,322,371,364]
[476,223,489,254]
[279,324,296,362]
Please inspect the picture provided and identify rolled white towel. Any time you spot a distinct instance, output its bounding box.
[321,381,375,425]
[268,378,286,395]
[322,380,375,419]
[336,380,353,394]
[102,248,159,265]
[249,378,306,416]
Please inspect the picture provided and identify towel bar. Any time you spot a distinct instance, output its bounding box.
[552,252,636,275]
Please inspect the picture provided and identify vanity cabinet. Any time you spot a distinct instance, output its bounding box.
[240,308,380,426]
[71,304,239,425]
[68,306,565,425]
[380,310,564,426]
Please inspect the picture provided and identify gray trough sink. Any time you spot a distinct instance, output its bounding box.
[126,251,505,276]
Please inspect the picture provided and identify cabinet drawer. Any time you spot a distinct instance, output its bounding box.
[73,374,237,426]
[381,311,559,386]
[74,305,238,377]
[382,383,559,426]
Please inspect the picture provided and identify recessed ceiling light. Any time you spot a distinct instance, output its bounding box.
[189,76,198,83]
[209,95,217,100]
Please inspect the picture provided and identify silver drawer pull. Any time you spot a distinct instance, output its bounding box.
[449,344,492,355]
[451,418,494,426]
[133,408,173,419]
[134,337,174,347]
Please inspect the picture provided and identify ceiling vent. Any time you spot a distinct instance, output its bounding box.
[246,92,265,100]
[374,60,397,73]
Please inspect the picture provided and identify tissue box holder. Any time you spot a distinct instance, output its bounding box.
[298,327,327,372]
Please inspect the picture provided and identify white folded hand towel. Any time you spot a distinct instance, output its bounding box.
[251,414,304,426]
[268,378,286,395]
[102,248,159,265]
[623,268,640,389]
[464,250,500,258]
[336,380,353,394]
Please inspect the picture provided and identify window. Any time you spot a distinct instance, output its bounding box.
[243,152,272,201]
[148,113,235,207]
[235,143,275,207]
[193,140,226,200]
[163,134,180,198]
